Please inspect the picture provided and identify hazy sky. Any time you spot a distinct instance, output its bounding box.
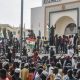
[0,0,42,29]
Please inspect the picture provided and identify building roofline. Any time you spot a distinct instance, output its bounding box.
[45,0,80,8]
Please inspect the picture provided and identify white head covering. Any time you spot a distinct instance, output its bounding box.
[2,61,9,68]
[15,68,20,73]
[24,63,29,67]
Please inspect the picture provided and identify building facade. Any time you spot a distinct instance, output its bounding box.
[0,24,30,39]
[31,0,80,39]
[0,24,13,38]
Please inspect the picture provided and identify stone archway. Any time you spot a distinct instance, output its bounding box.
[54,16,77,36]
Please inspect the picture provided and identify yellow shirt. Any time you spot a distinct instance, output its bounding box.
[49,74,55,80]
[21,68,29,80]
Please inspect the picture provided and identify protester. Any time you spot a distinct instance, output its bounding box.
[12,68,21,80]
[21,63,29,80]
[0,69,9,80]
[34,68,43,80]
[64,69,76,80]
[53,67,62,80]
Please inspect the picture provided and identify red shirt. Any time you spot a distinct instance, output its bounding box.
[28,73,34,80]
[0,78,9,80]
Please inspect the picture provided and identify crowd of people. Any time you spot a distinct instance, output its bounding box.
[0,33,79,80]
[0,37,28,62]
[35,33,79,56]
[54,34,79,55]
[0,48,79,80]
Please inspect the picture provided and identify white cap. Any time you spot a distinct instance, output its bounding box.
[55,76,61,80]
[24,63,28,67]
[2,61,9,68]
[15,68,20,73]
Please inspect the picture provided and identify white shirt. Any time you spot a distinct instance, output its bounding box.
[49,66,53,75]
[68,49,74,57]
[69,37,74,46]
[55,73,62,80]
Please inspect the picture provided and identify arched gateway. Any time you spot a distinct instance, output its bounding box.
[54,16,77,36]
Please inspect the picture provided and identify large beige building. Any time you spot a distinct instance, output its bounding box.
[0,24,30,39]
[31,0,80,38]
[0,24,14,38]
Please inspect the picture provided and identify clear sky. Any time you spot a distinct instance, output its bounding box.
[0,0,42,29]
